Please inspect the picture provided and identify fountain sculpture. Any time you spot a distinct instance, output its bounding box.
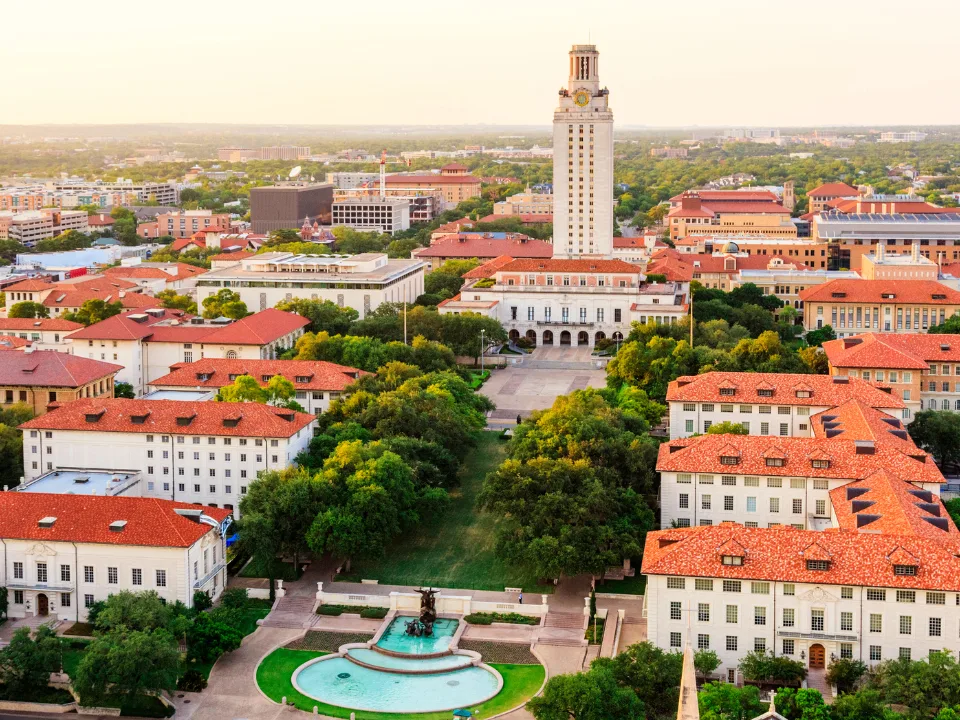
[404,587,438,637]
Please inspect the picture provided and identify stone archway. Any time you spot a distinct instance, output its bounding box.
[577,331,589,346]
[525,329,537,346]
[595,331,606,344]
[508,329,520,342]
[542,330,554,345]
[559,331,572,346]
[612,331,624,342]
[809,644,825,669]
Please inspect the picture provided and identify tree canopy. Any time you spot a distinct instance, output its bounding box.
[64,298,123,326]
[201,288,249,319]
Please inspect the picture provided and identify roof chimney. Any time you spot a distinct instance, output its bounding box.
[38,516,57,528]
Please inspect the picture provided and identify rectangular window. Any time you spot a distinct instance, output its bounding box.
[783,639,794,655]
[60,564,71,582]
[723,580,741,593]
[899,616,912,635]
[37,563,47,583]
[85,594,95,608]
[897,590,916,603]
[695,579,713,592]
[726,605,738,623]
[870,645,882,661]
[783,584,795,596]
[132,568,142,586]
[671,602,682,620]
[697,634,710,650]
[746,497,757,512]
[108,567,118,584]
[811,609,824,632]
[930,617,942,637]
[751,582,770,595]
[667,578,686,590]
[783,608,795,627]
[679,493,689,509]
[815,499,827,516]
[702,495,711,510]
[867,589,886,602]
[870,614,882,633]
[770,498,780,513]
[899,648,911,661]
[156,570,167,587]
[724,496,734,511]
[755,607,766,626]
[792,499,803,514]
[698,603,710,622]
[726,636,738,652]
[840,643,853,660]
[670,632,682,648]
[61,593,71,607]
[13,562,23,580]
[927,592,946,605]
[84,566,94,583]
[755,638,766,652]
[841,612,853,631]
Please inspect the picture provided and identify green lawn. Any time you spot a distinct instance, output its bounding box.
[256,648,544,720]
[239,556,302,582]
[596,574,646,595]
[340,432,550,593]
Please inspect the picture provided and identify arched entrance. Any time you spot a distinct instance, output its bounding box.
[559,330,572,345]
[809,644,825,669]
[577,331,589,346]
[508,329,520,342]
[37,593,49,616]
[525,329,537,346]
[612,331,624,342]
[542,330,554,345]
[595,331,606,344]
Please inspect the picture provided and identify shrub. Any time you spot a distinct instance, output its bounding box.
[318,605,344,616]
[464,612,539,625]
[219,587,248,610]
[740,650,806,687]
[359,607,388,619]
[193,590,212,613]
[825,658,867,694]
[177,669,208,692]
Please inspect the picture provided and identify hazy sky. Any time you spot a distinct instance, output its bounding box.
[4,0,959,128]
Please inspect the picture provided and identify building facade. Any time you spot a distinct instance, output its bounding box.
[331,197,411,235]
[0,493,229,621]
[249,184,334,234]
[0,349,120,416]
[493,190,554,217]
[0,318,83,352]
[150,211,232,239]
[552,44,614,259]
[20,398,316,512]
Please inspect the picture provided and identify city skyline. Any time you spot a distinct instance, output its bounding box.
[3,0,960,128]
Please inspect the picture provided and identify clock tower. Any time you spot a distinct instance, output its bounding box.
[553,44,614,259]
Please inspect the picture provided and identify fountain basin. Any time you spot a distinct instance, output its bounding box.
[374,616,458,656]
[346,647,475,673]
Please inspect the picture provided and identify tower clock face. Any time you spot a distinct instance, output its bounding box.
[573,90,590,107]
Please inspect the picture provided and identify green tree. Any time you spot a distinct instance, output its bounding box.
[275,298,359,335]
[0,240,26,265]
[93,590,191,636]
[699,681,764,720]
[186,613,243,664]
[739,650,807,687]
[825,658,867,695]
[908,410,960,468]
[829,689,890,720]
[219,374,269,403]
[929,315,960,334]
[594,642,682,718]
[8,301,49,319]
[202,288,249,319]
[73,628,180,703]
[64,299,123,326]
[114,382,136,399]
[695,649,722,683]
[804,325,837,347]
[706,421,748,435]
[0,625,60,697]
[266,228,301,245]
[527,667,643,720]
[155,288,197,314]
[438,312,508,361]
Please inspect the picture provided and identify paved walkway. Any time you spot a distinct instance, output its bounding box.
[481,365,607,421]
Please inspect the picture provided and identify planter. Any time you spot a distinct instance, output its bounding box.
[0,700,76,714]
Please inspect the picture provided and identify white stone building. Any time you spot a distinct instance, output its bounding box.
[66,308,309,395]
[0,318,83,353]
[0,492,229,622]
[666,372,908,439]
[20,398,317,513]
[331,197,411,235]
[195,253,425,319]
[553,44,614,259]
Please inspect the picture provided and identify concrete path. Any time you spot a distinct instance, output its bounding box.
[480,364,607,420]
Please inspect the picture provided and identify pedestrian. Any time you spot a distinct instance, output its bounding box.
[518,592,523,604]
[516,414,522,426]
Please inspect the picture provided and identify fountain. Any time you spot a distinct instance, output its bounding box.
[404,587,438,637]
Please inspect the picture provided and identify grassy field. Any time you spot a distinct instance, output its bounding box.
[256,648,544,719]
[595,575,646,595]
[340,432,550,593]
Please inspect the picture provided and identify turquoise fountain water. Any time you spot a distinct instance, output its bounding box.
[292,616,502,713]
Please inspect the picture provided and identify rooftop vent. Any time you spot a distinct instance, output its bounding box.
[842,338,863,349]
[825,429,843,438]
[130,412,150,425]
[85,409,106,423]
[275,410,295,422]
[668,443,685,454]
[38,516,57,528]
[881,417,901,427]
[128,313,149,324]
[145,308,165,317]
[846,487,870,500]
[909,489,934,503]
[932,294,947,300]
[832,376,849,384]
[109,520,127,533]
[222,416,241,428]
[855,440,876,455]
[176,413,196,427]
[190,318,205,325]
[942,344,952,352]
[881,293,896,299]
[73,476,90,484]
[851,499,876,513]
[174,508,203,523]
[916,502,941,517]
[856,513,881,528]
[831,292,847,298]
[923,516,950,532]
[889,429,909,440]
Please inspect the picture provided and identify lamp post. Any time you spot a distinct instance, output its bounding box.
[480,329,485,373]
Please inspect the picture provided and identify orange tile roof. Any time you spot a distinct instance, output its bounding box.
[656,433,942,486]
[384,175,480,185]
[0,318,83,331]
[823,333,960,370]
[666,372,905,409]
[807,182,859,198]
[197,308,308,345]
[641,523,960,591]
[151,358,370,392]
[66,310,191,341]
[2,279,55,292]
[417,234,552,259]
[799,279,960,305]
[170,237,206,252]
[827,198,954,214]
[495,258,642,274]
[462,256,515,279]
[0,335,30,349]
[477,214,553,224]
[829,470,957,540]
[0,349,120,387]
[42,290,159,311]
[20,397,315,438]
[670,191,780,203]
[0,493,229,548]
[810,399,918,450]
[210,251,255,262]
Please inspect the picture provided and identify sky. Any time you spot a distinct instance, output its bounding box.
[3,0,959,128]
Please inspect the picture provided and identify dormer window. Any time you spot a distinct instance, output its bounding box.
[130,413,150,425]
[720,455,740,466]
[831,292,846,298]
[811,459,830,469]
[765,458,785,467]
[806,560,830,571]
[893,564,918,576]
[757,389,774,397]
[719,387,736,396]
[795,391,811,398]
[932,293,947,300]
[196,373,211,382]
[295,375,312,383]
[228,374,239,381]
[721,555,743,566]
[261,375,273,382]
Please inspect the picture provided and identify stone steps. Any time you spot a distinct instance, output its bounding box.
[275,596,316,613]
[544,612,584,629]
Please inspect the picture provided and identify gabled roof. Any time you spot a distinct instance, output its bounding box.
[66,310,191,341]
[150,358,370,392]
[823,333,960,370]
[495,258,642,274]
[641,523,960,591]
[807,182,859,198]
[0,493,229,548]
[20,397,315,438]
[198,308,308,345]
[2,279,55,292]
[0,318,83,332]
[799,279,960,305]
[666,372,905,409]
[811,399,921,454]
[670,190,780,203]
[416,234,552,259]
[0,349,120,388]
[462,255,515,279]
[210,251,255,262]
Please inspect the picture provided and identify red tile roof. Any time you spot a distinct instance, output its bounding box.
[657,433,941,485]
[170,237,206,252]
[477,214,553,224]
[433,218,475,234]
[210,251,255,262]
[66,310,191,341]
[151,358,370,392]
[0,493,228,548]
[799,279,960,305]
[829,470,957,540]
[495,258,642,274]
[462,256,515,279]
[667,372,905,409]
[86,215,115,226]
[0,318,83,332]
[0,349,120,387]
[0,335,30,349]
[699,201,791,215]
[823,333,960,370]
[21,397,315,438]
[670,191,780,203]
[807,182,859,198]
[103,263,206,281]
[641,523,960,591]
[417,234,552,259]
[385,175,480,185]
[3,279,56,292]
[197,308,308,345]
[43,290,159,311]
